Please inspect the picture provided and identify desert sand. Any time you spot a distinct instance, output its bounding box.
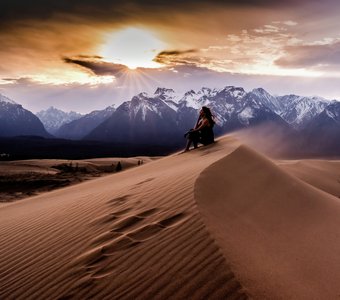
[0,157,155,202]
[1,134,340,299]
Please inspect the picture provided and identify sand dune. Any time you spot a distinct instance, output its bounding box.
[195,145,340,299]
[1,134,340,299]
[0,136,247,299]
[278,159,340,198]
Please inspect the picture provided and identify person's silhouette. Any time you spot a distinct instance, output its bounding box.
[184,106,215,151]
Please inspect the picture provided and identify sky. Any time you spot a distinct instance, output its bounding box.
[1,0,340,113]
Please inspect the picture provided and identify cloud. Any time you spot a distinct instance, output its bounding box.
[0,77,41,86]
[63,56,129,76]
[0,0,299,26]
[153,49,201,66]
[156,50,198,57]
[196,22,300,74]
[282,20,298,26]
[1,1,296,82]
[275,40,340,69]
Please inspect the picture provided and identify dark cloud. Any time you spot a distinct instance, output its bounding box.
[77,55,103,60]
[0,0,301,28]
[154,49,200,65]
[63,56,129,76]
[1,78,17,82]
[171,64,215,75]
[156,50,198,56]
[275,41,340,68]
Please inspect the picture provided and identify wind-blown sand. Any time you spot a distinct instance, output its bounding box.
[1,135,340,299]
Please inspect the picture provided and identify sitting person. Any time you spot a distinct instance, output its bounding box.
[184,106,215,151]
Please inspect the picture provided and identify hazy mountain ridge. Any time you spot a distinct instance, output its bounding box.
[36,106,83,134]
[55,105,115,140]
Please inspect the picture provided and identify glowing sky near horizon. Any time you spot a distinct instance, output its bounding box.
[1,0,340,113]
[99,28,166,69]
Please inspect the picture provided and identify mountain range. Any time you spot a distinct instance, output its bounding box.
[1,86,339,156]
[36,107,83,134]
[0,94,50,138]
[55,105,115,140]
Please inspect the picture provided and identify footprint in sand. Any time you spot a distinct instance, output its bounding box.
[101,236,141,254]
[90,207,133,226]
[106,194,130,206]
[127,213,188,241]
[90,231,122,247]
[80,210,188,281]
[89,207,159,245]
[159,213,187,227]
[111,215,144,232]
[136,207,159,217]
[109,207,160,232]
[136,178,155,185]
[129,177,155,190]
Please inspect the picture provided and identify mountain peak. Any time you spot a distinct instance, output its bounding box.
[222,85,244,91]
[219,86,246,99]
[135,92,149,99]
[36,106,83,134]
[198,87,218,97]
[252,87,270,96]
[154,87,175,95]
[184,90,196,96]
[0,93,17,105]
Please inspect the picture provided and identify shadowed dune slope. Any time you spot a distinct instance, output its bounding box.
[195,145,340,299]
[0,136,248,299]
[278,159,340,198]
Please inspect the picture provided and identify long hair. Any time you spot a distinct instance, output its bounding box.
[201,106,215,127]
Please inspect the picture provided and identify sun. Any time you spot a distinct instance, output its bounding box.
[99,27,166,69]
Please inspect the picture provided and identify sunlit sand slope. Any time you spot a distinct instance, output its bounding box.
[0,136,248,299]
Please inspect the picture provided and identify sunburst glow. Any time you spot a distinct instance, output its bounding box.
[100,27,166,69]
[30,71,116,85]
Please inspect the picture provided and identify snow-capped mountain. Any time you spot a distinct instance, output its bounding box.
[36,106,83,134]
[3,86,339,156]
[235,91,289,128]
[178,87,220,110]
[0,93,50,138]
[0,94,17,105]
[154,88,180,111]
[251,88,283,113]
[85,86,292,145]
[85,93,179,145]
[55,105,115,140]
[176,86,288,133]
[178,86,246,126]
[277,95,331,128]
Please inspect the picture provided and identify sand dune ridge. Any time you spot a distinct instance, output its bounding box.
[195,144,340,299]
